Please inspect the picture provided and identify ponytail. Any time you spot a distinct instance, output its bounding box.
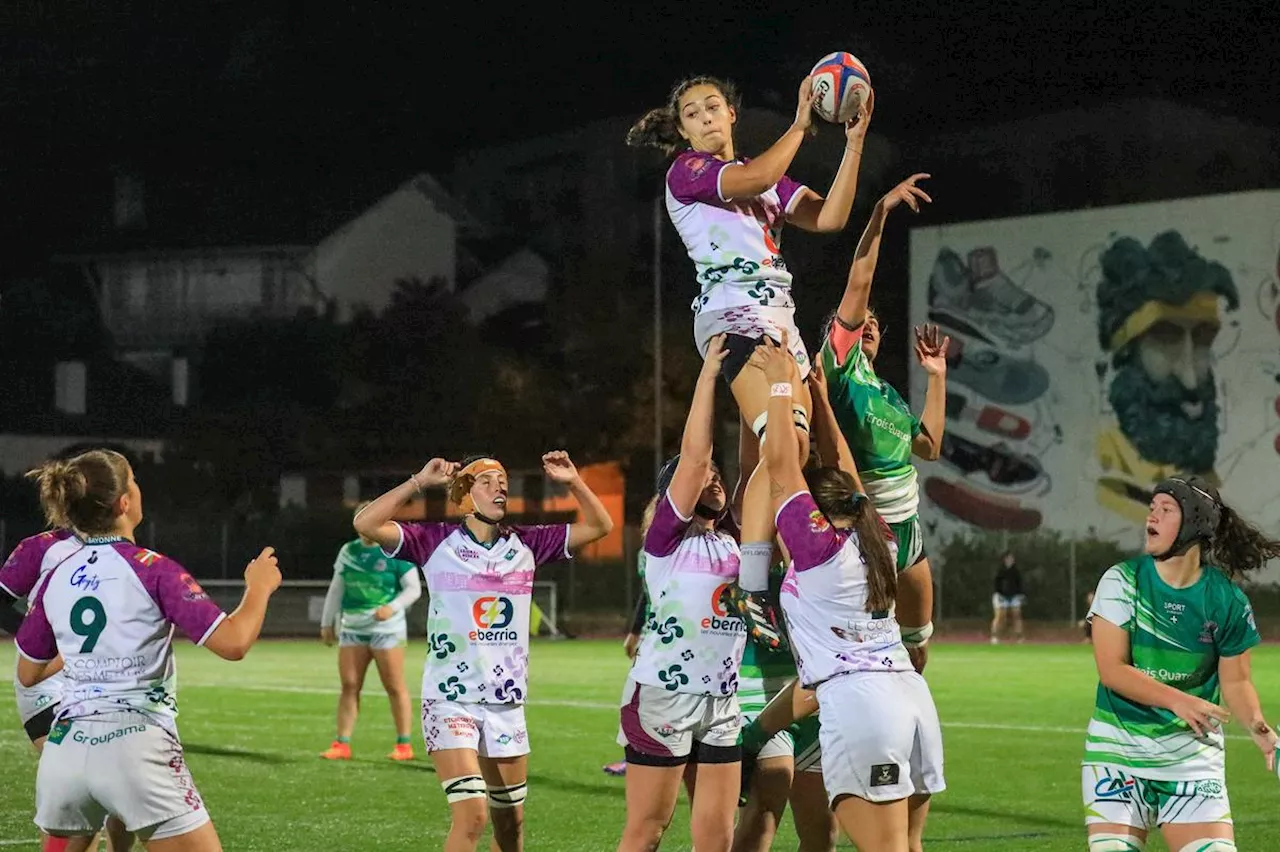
[625,75,742,157]
[1208,503,1280,580]
[626,107,684,156]
[25,450,132,536]
[805,467,897,613]
[851,497,897,613]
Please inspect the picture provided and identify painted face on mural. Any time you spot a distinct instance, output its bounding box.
[1109,336,1219,474]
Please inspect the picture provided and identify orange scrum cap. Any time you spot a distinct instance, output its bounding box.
[448,458,507,514]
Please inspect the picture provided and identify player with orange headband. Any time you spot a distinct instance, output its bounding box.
[354,451,614,852]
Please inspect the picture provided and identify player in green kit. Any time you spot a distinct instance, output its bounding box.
[1083,476,1280,852]
[320,503,422,761]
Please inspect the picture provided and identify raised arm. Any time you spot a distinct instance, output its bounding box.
[353,459,458,551]
[750,335,808,508]
[542,451,615,550]
[719,78,814,201]
[835,173,932,327]
[667,336,730,517]
[805,360,864,492]
[204,547,282,661]
[911,324,950,461]
[786,91,872,234]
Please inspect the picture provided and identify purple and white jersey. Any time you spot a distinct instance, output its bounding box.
[3,530,79,712]
[629,495,745,697]
[386,521,569,706]
[15,537,226,731]
[665,150,807,320]
[0,528,76,600]
[775,492,912,687]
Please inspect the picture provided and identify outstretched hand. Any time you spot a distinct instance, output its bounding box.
[879,173,932,214]
[845,88,875,146]
[914,324,950,376]
[542,450,581,484]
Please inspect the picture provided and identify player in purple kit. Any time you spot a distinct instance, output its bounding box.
[15,449,283,852]
[2,524,133,852]
[615,336,746,852]
[354,450,613,852]
[754,337,945,852]
[628,73,872,620]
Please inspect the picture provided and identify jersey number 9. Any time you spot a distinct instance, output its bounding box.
[70,596,108,653]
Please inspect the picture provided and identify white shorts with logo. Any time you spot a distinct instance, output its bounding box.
[993,593,1026,610]
[1082,764,1232,829]
[617,676,741,762]
[693,304,812,379]
[816,670,946,804]
[422,700,529,758]
[36,714,210,840]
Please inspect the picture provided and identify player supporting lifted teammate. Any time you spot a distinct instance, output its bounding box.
[627,74,870,634]
[1083,476,1280,852]
[355,451,612,852]
[754,335,945,852]
[16,449,282,852]
[319,504,422,762]
[616,337,747,852]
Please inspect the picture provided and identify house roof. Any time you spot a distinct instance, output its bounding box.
[52,167,479,258]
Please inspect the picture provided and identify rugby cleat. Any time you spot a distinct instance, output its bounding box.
[320,740,352,760]
[725,584,789,654]
[388,743,414,761]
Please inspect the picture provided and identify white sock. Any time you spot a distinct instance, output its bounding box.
[739,542,773,592]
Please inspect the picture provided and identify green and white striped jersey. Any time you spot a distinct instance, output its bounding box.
[1084,554,1260,781]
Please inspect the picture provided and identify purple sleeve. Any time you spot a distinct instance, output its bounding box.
[15,573,57,662]
[516,525,571,566]
[775,174,807,214]
[643,494,691,558]
[386,522,452,566]
[775,492,843,573]
[148,557,227,646]
[667,151,730,205]
[0,534,52,597]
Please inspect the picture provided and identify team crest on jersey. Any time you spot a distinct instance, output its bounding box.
[134,549,162,567]
[685,156,710,178]
[808,510,830,533]
[1198,620,1219,644]
[178,572,208,601]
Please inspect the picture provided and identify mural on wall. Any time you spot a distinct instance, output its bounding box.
[909,190,1280,582]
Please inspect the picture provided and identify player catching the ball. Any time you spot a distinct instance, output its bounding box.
[354,451,612,852]
[1083,476,1280,852]
[627,73,871,627]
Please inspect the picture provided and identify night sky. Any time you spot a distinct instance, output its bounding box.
[2,0,1278,256]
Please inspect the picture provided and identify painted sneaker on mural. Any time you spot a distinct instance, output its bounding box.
[927,247,1054,347]
[938,432,1051,497]
[946,337,1049,407]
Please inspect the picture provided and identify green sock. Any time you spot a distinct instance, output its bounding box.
[337,736,351,744]
[396,735,411,745]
